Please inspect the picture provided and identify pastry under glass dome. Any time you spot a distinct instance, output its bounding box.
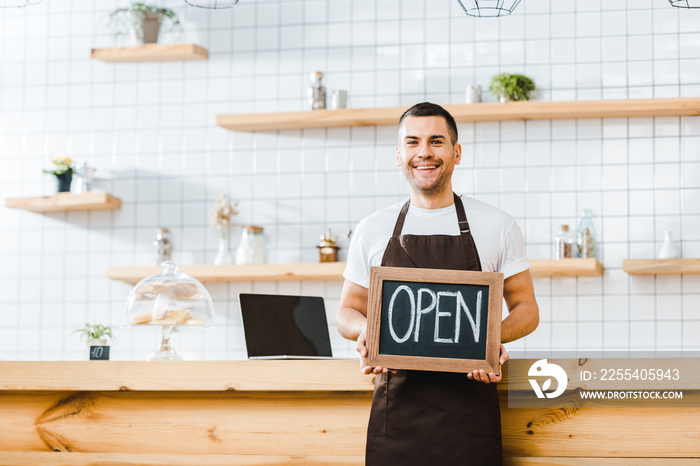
[125,261,215,360]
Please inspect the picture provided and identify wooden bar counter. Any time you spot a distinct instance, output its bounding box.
[1,360,699,465]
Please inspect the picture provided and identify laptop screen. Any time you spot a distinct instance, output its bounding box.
[239,294,333,358]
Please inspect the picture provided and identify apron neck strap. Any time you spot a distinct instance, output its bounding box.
[392,199,412,237]
[453,193,471,235]
[392,193,470,237]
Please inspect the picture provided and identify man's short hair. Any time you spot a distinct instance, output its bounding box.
[398,102,458,144]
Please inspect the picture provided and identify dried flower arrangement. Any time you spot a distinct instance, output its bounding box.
[208,193,239,229]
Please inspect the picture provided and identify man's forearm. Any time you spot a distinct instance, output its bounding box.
[336,306,367,341]
[336,279,370,342]
[501,302,539,343]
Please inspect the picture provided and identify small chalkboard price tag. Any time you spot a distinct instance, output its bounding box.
[89,345,110,361]
[366,266,503,375]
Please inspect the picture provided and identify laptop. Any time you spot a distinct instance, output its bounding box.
[239,293,334,359]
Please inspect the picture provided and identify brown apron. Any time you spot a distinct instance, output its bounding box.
[366,193,502,466]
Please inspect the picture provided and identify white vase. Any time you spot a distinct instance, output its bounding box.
[213,227,233,265]
[658,230,680,259]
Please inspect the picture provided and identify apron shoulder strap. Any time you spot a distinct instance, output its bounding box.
[454,193,471,235]
[454,193,483,271]
[392,199,411,237]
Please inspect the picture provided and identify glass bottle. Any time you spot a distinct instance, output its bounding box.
[577,209,596,259]
[235,225,267,265]
[153,228,172,265]
[555,225,577,259]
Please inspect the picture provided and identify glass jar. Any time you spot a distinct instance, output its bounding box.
[555,225,577,259]
[577,209,596,259]
[153,228,172,265]
[236,225,267,265]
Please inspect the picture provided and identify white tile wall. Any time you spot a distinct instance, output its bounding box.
[1,0,699,361]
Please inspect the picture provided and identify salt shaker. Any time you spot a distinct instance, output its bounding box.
[153,228,172,265]
[308,71,327,110]
[330,89,348,109]
[465,84,482,104]
[72,162,94,194]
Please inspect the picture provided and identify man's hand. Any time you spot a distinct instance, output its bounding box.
[357,328,395,375]
[467,344,509,384]
[336,280,398,376]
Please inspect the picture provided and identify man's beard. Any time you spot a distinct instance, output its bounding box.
[401,164,452,197]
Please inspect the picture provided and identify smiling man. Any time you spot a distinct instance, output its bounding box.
[336,102,539,465]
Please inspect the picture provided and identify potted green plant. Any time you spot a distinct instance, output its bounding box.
[43,154,74,193]
[109,2,181,45]
[74,323,117,360]
[489,73,536,103]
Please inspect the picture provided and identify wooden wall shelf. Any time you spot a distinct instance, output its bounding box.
[5,192,121,213]
[91,43,208,63]
[530,258,604,277]
[106,260,602,283]
[105,262,347,284]
[623,258,700,275]
[216,97,700,132]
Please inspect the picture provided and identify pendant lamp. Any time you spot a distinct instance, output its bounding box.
[0,0,42,7]
[457,0,521,17]
[668,0,700,7]
[184,0,239,8]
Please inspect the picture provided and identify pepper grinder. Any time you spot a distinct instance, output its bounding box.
[554,225,577,259]
[308,70,327,110]
[153,228,172,265]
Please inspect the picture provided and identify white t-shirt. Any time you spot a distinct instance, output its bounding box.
[344,195,531,289]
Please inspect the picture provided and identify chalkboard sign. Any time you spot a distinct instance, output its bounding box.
[89,345,110,360]
[366,266,503,374]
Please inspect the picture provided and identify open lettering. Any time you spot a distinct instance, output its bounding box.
[387,286,482,345]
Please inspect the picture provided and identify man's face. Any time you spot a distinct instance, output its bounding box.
[396,115,461,197]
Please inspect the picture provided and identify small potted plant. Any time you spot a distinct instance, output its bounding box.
[43,154,74,193]
[489,73,536,103]
[109,2,181,45]
[74,323,117,360]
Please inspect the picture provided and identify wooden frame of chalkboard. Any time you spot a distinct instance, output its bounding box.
[366,266,504,375]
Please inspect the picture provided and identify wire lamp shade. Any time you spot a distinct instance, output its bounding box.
[457,0,522,17]
[184,0,239,8]
[0,0,42,7]
[668,0,700,7]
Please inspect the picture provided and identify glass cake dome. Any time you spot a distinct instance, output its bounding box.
[125,261,215,360]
